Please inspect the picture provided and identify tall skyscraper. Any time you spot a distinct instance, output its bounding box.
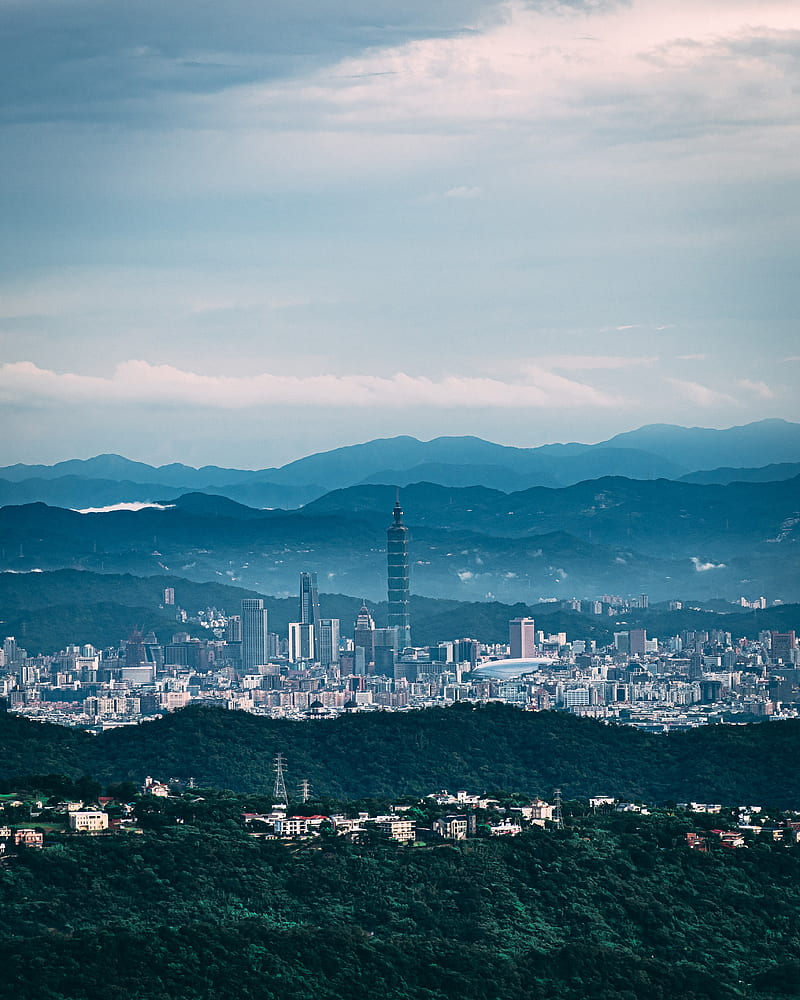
[241,598,269,671]
[299,571,321,660]
[299,572,321,626]
[317,619,340,667]
[387,495,411,649]
[509,617,536,659]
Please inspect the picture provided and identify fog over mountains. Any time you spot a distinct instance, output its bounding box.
[0,418,798,604]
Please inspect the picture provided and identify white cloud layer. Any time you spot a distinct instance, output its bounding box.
[666,378,737,408]
[739,379,775,399]
[0,360,619,410]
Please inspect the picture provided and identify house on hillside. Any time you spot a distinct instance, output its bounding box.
[14,828,44,848]
[69,810,109,833]
[434,815,469,840]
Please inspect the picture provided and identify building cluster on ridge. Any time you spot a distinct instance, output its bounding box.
[1,498,798,732]
[5,779,800,855]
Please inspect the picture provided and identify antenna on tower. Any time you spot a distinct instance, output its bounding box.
[553,788,564,830]
[273,753,288,807]
[299,779,311,804]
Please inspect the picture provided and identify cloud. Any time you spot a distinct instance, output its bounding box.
[543,355,658,370]
[76,502,176,514]
[225,2,800,158]
[520,366,620,406]
[676,353,707,361]
[443,185,482,199]
[691,556,726,572]
[0,0,503,125]
[738,378,775,399]
[665,378,736,407]
[0,360,619,411]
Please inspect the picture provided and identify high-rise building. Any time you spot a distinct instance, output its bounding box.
[629,629,648,656]
[3,637,18,667]
[124,628,148,668]
[373,626,400,677]
[298,571,321,660]
[288,622,314,663]
[387,496,411,649]
[354,602,376,665]
[316,619,340,667]
[454,638,480,667]
[509,617,536,658]
[241,598,269,672]
[299,572,321,626]
[163,587,175,606]
[771,631,798,665]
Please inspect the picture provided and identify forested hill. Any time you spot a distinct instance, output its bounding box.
[4,704,800,807]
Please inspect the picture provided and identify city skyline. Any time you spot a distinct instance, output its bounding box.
[1,0,798,466]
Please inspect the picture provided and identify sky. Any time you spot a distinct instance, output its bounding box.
[1,0,798,468]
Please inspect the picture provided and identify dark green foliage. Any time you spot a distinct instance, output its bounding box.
[4,704,800,807]
[0,712,87,779]
[1,802,799,999]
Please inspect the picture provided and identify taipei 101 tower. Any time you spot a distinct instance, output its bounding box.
[387,492,411,650]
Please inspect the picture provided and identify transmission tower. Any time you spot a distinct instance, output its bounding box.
[273,753,288,807]
[553,788,564,830]
[299,779,311,804]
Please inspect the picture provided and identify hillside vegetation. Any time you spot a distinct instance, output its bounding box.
[4,704,800,807]
[2,777,800,998]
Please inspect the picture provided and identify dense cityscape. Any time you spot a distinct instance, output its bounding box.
[3,498,797,734]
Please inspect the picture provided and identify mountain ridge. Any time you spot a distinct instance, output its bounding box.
[3,420,798,511]
[1,471,798,602]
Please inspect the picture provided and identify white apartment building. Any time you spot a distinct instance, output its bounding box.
[69,810,109,833]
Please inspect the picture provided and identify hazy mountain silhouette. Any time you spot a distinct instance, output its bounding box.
[1,472,798,602]
[2,420,798,509]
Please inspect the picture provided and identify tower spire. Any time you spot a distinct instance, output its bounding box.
[387,489,411,649]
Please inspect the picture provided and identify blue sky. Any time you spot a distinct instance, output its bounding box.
[1,0,798,467]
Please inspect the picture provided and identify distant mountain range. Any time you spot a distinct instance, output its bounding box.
[1,419,798,509]
[1,472,798,602]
